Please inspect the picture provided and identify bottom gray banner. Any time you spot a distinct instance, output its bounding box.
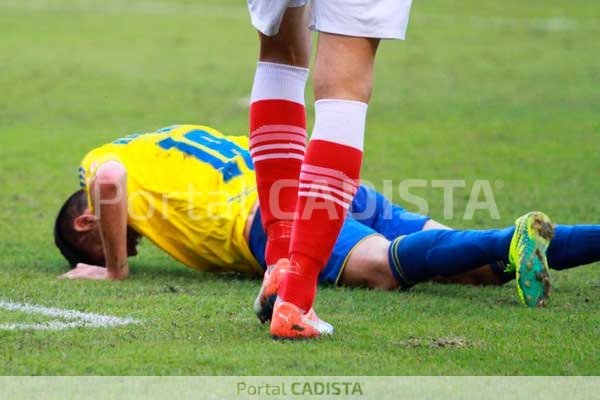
[1,376,598,400]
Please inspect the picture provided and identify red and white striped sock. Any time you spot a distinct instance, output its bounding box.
[279,99,368,311]
[249,61,308,266]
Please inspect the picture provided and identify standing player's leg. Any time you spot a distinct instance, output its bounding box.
[273,34,377,338]
[265,0,414,339]
[272,0,414,339]
[248,1,335,339]
[249,3,310,268]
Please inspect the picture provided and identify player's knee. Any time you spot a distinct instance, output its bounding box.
[313,73,373,103]
[259,34,310,67]
[341,236,399,290]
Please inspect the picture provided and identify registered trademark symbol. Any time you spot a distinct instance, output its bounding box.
[495,179,504,189]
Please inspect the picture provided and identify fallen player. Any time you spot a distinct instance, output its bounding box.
[55,125,600,321]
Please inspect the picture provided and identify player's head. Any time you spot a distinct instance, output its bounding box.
[54,189,140,268]
[54,190,104,267]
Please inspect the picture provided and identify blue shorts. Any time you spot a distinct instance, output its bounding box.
[248,186,430,285]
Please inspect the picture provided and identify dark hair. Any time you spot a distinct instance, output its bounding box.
[54,189,90,268]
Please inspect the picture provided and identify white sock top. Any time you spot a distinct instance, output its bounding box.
[250,61,309,105]
[311,99,368,151]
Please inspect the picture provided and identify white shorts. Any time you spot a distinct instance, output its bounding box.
[248,0,413,40]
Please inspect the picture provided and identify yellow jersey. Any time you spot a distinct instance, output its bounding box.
[79,124,261,275]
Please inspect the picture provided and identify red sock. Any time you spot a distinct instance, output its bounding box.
[279,140,363,311]
[277,99,367,311]
[249,62,308,266]
[250,101,306,265]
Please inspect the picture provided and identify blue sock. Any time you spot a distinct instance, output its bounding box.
[387,227,514,286]
[547,225,600,270]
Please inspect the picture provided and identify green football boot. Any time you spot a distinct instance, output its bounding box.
[508,211,554,307]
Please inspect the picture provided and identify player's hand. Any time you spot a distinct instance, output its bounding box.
[60,263,109,280]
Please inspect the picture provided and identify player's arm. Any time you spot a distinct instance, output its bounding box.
[90,160,130,280]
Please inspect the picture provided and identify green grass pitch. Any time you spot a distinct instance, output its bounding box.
[0,0,599,375]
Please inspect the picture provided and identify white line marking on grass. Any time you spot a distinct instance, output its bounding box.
[0,300,140,331]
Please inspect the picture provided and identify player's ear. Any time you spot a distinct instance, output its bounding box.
[73,211,97,232]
